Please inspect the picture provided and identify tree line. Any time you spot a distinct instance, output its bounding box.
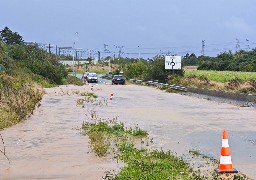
[0,26,68,85]
[182,50,256,72]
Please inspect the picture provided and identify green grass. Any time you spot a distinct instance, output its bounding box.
[116,143,202,180]
[0,75,43,129]
[82,120,146,157]
[82,120,204,179]
[93,69,108,74]
[185,70,256,82]
[66,75,84,86]
[68,71,85,74]
[81,92,98,98]
[189,149,200,156]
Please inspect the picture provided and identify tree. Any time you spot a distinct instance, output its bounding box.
[0,26,24,45]
[146,56,182,83]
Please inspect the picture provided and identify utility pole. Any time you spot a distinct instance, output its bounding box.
[236,38,240,52]
[98,51,100,61]
[72,42,75,76]
[48,43,54,54]
[201,40,205,56]
[114,45,124,58]
[138,45,141,61]
[72,32,78,77]
[246,39,250,51]
[104,44,110,53]
[48,43,51,54]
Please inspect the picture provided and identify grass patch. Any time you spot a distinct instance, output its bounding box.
[175,71,256,94]
[82,120,146,157]
[94,69,108,74]
[126,125,148,137]
[189,149,200,156]
[0,75,43,129]
[116,147,202,180]
[185,70,256,83]
[77,94,107,107]
[66,75,84,86]
[81,92,98,98]
[82,119,203,179]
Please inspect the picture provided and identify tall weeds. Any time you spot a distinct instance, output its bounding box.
[0,75,43,129]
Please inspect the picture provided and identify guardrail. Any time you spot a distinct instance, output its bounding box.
[128,79,256,103]
[128,79,187,92]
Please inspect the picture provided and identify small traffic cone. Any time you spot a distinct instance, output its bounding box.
[109,93,113,100]
[214,130,238,173]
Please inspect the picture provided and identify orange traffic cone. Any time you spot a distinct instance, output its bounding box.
[214,130,238,173]
[109,93,113,100]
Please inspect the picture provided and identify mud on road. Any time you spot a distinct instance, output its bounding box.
[1,84,256,179]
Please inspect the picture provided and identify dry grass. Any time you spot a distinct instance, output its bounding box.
[180,74,256,94]
[0,75,43,129]
[183,66,198,71]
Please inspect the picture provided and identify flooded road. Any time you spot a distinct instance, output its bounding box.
[1,84,256,179]
[0,85,120,179]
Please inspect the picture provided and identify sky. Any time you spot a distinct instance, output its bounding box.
[1,0,256,59]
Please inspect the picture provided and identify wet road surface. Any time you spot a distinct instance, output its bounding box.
[1,84,256,179]
[0,85,120,179]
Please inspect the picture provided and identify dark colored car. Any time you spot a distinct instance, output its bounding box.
[112,75,125,85]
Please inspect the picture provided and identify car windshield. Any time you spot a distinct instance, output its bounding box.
[114,75,123,78]
[88,73,97,77]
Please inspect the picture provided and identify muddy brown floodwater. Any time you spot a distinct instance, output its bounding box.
[1,84,256,179]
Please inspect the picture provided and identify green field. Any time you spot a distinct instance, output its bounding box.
[185,70,256,82]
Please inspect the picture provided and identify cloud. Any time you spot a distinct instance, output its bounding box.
[224,17,254,34]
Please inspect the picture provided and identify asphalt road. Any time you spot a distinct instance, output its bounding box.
[72,73,112,85]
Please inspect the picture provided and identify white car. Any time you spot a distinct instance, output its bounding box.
[86,72,98,83]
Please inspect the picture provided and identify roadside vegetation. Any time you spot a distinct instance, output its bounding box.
[82,117,203,179]
[185,70,256,82]
[106,55,256,94]
[0,26,82,130]
[182,50,256,72]
[181,70,256,94]
[0,75,43,129]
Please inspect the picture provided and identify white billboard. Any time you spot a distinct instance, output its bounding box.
[165,56,182,70]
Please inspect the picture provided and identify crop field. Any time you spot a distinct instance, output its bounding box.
[185,70,256,82]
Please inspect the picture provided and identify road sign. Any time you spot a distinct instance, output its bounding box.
[165,56,182,70]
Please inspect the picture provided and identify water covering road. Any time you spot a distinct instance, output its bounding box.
[1,83,256,179]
